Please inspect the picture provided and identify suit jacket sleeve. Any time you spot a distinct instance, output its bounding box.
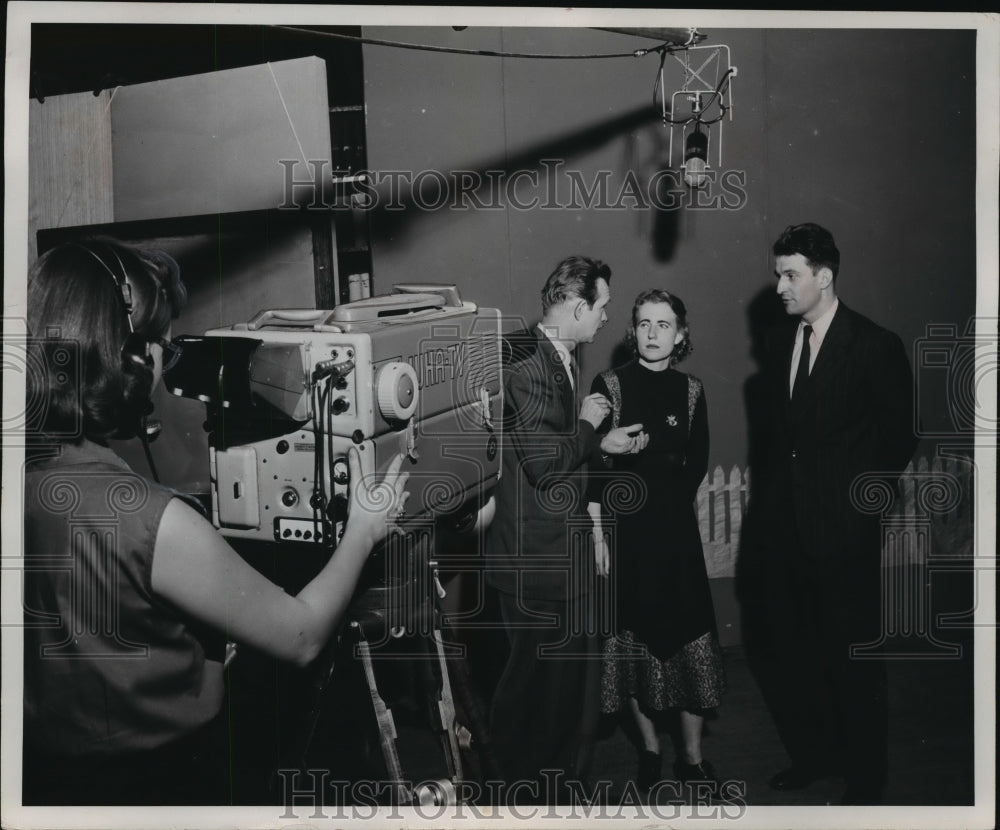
[504,358,597,490]
[586,373,613,505]
[868,327,918,473]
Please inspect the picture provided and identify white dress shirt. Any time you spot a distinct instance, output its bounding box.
[789,298,839,397]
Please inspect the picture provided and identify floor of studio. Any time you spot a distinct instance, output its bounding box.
[585,637,976,807]
[222,562,977,808]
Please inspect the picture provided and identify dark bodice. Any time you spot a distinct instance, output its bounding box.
[591,361,708,506]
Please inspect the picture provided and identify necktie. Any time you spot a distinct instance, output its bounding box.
[792,324,813,401]
[563,350,575,391]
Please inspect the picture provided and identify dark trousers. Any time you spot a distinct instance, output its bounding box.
[489,590,599,800]
[765,549,888,789]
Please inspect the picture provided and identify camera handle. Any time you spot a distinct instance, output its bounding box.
[245,308,343,331]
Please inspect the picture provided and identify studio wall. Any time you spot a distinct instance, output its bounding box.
[362,26,978,474]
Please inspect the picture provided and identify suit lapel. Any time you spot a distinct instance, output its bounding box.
[790,303,853,417]
[809,303,852,384]
[535,329,575,423]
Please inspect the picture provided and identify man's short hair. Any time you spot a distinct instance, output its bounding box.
[540,256,612,314]
[773,223,840,281]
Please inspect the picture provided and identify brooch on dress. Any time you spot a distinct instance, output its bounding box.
[666,414,678,427]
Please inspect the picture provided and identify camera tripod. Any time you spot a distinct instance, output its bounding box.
[290,528,499,807]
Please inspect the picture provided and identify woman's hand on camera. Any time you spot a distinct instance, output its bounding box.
[344,447,410,549]
[153,446,409,668]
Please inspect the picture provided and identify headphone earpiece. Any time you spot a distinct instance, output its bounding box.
[121,332,155,371]
[73,241,155,373]
[124,350,154,371]
[71,240,158,443]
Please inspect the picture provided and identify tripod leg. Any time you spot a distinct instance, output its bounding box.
[439,621,504,784]
[356,633,409,804]
[431,628,464,783]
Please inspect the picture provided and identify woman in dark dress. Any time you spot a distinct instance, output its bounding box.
[588,288,726,791]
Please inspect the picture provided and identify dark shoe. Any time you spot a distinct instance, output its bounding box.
[637,750,662,790]
[768,765,822,791]
[673,758,719,789]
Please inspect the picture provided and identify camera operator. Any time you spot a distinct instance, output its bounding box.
[22,238,409,805]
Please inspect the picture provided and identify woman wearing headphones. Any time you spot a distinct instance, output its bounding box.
[22,239,409,805]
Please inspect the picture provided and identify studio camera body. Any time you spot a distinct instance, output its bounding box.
[164,284,502,549]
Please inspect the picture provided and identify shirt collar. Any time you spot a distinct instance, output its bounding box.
[803,297,839,345]
[537,323,574,366]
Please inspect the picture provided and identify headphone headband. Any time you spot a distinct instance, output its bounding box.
[70,241,136,331]
[69,241,152,370]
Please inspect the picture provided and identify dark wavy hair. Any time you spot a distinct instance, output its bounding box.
[26,238,187,442]
[772,222,840,282]
[625,288,693,364]
[540,255,612,314]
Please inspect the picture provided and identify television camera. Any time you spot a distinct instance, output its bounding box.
[163,284,503,805]
[163,283,502,546]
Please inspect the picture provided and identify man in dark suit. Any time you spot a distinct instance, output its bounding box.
[486,255,645,803]
[760,223,917,805]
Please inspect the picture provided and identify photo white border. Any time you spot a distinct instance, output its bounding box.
[3,4,997,829]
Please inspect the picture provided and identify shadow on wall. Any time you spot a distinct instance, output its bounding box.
[734,284,787,656]
[650,164,681,262]
[366,103,680,259]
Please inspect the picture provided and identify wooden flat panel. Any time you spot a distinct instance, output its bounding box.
[112,56,333,221]
[28,91,114,257]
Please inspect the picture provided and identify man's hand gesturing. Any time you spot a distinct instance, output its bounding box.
[601,423,649,455]
[580,393,612,429]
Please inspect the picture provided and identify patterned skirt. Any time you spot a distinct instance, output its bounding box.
[600,629,726,714]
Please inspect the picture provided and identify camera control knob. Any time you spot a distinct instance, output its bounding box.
[329,494,349,522]
[332,459,349,485]
[281,489,299,508]
[332,397,350,414]
[376,362,419,422]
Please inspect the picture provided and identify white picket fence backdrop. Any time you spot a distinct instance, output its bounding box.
[697,455,975,579]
